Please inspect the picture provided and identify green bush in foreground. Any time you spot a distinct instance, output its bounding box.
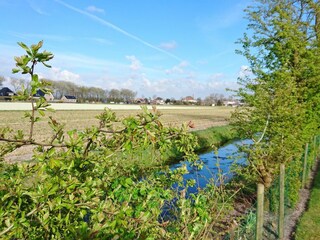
[0,41,237,239]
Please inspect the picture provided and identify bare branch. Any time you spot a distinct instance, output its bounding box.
[256,114,270,144]
[0,138,67,148]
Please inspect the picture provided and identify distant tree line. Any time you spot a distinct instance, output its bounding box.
[1,76,137,103]
[1,75,234,105]
[202,93,228,106]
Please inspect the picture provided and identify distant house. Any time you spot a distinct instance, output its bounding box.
[135,98,147,104]
[33,89,54,101]
[0,87,15,101]
[224,101,239,107]
[61,95,77,103]
[152,97,164,105]
[182,96,197,104]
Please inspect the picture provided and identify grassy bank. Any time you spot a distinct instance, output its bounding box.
[115,125,237,174]
[192,125,236,153]
[295,165,320,239]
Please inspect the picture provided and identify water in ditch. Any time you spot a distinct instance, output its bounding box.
[170,139,251,194]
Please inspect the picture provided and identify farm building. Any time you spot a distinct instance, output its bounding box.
[135,98,148,104]
[152,97,164,105]
[182,96,197,104]
[33,89,54,101]
[223,101,240,107]
[0,87,15,101]
[61,95,77,103]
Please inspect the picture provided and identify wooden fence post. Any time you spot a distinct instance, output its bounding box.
[278,164,285,240]
[256,183,264,240]
[302,143,308,189]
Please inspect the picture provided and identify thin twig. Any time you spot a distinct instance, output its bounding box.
[0,224,14,237]
[28,60,37,142]
[0,137,67,148]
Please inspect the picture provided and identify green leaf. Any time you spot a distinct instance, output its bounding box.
[32,74,39,83]
[17,42,30,52]
[12,68,20,73]
[31,40,43,53]
[125,178,133,186]
[46,108,55,112]
[42,62,52,68]
[38,109,45,117]
[5,219,11,227]
[43,211,49,221]
[97,212,105,223]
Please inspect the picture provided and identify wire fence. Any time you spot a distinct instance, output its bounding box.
[225,135,319,240]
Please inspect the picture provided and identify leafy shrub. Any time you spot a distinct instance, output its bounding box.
[0,41,236,239]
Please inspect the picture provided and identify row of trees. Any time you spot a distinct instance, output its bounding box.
[231,0,320,207]
[202,93,229,106]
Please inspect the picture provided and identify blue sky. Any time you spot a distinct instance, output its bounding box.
[0,0,251,99]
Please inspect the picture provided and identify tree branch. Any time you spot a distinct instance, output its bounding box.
[0,137,67,148]
[256,114,270,144]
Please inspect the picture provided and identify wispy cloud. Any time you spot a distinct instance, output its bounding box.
[53,52,127,71]
[159,41,177,50]
[86,5,105,14]
[27,0,48,15]
[89,37,113,45]
[54,0,184,62]
[8,31,71,42]
[7,31,113,46]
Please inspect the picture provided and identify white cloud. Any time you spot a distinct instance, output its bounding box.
[209,73,224,81]
[39,67,81,83]
[159,41,177,50]
[0,42,238,99]
[126,55,142,71]
[165,61,189,75]
[86,5,105,14]
[94,75,136,90]
[238,65,251,78]
[141,76,175,94]
[206,73,238,93]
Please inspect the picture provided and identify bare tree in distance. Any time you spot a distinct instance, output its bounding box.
[0,76,5,87]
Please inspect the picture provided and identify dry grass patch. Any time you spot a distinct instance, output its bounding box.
[0,106,233,162]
